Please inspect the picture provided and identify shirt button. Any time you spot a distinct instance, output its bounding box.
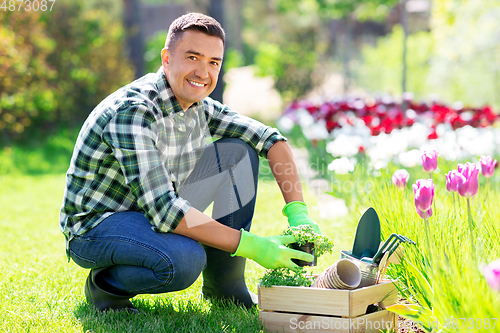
[179,112,185,117]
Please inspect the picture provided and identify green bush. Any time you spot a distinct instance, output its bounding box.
[0,0,134,145]
[144,30,167,74]
[43,0,134,128]
[356,25,433,99]
[253,24,322,102]
[356,0,500,109]
[0,10,57,143]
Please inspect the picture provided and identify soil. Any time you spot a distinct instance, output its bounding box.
[397,316,426,333]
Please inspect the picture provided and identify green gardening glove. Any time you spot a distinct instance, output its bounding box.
[282,201,322,235]
[231,230,314,270]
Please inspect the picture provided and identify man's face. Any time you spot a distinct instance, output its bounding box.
[161,30,224,110]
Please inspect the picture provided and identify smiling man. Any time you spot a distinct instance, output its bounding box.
[60,13,322,313]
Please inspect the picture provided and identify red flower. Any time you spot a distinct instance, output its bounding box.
[381,117,394,134]
[361,115,374,127]
[326,120,338,132]
[427,126,438,140]
[450,113,466,130]
[371,125,382,136]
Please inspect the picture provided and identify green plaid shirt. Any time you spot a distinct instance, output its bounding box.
[60,67,285,243]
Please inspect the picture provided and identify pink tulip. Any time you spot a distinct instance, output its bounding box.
[416,206,432,219]
[412,179,435,213]
[482,259,500,291]
[392,169,410,189]
[457,162,479,197]
[445,170,466,192]
[479,156,497,178]
[421,150,438,173]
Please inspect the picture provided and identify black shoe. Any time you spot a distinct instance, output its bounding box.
[201,246,257,309]
[84,269,138,314]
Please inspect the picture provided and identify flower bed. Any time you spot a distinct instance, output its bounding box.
[381,151,500,332]
[277,95,500,172]
[275,95,500,331]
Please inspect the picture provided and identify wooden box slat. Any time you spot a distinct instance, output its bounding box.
[259,285,350,317]
[349,281,398,317]
[258,280,397,318]
[259,309,396,333]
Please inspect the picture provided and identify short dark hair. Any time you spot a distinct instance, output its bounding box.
[165,13,225,52]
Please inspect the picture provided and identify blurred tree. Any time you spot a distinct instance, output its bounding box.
[245,0,401,102]
[356,25,432,98]
[208,0,225,102]
[0,0,135,145]
[123,0,145,78]
[44,0,134,127]
[355,0,500,109]
[428,0,500,108]
[144,31,167,74]
[245,1,326,102]
[0,10,56,144]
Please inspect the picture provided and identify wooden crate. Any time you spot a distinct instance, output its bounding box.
[258,280,398,333]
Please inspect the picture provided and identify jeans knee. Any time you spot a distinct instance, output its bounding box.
[216,138,259,178]
[153,242,207,290]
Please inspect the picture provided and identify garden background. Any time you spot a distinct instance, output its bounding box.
[2,0,500,332]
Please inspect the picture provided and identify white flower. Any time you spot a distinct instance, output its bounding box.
[303,119,329,141]
[456,126,495,157]
[328,157,355,175]
[326,134,361,157]
[404,123,429,149]
[276,115,295,134]
[372,160,388,171]
[398,149,422,168]
[296,109,314,128]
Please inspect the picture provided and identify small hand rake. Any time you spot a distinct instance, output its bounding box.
[366,233,416,264]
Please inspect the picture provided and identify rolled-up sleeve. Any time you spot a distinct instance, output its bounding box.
[103,104,191,232]
[203,98,286,158]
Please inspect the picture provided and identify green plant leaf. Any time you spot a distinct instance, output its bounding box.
[282,225,334,257]
[386,304,434,332]
[259,268,315,287]
[405,260,434,308]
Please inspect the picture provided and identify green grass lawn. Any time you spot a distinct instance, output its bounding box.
[3,150,500,333]
[0,170,353,333]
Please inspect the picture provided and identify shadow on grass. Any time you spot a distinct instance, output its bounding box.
[74,297,265,333]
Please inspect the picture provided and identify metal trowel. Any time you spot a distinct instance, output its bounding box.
[351,207,381,260]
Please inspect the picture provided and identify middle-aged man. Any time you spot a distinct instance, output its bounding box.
[60,12,322,312]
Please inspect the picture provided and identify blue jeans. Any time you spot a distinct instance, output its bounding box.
[69,138,259,295]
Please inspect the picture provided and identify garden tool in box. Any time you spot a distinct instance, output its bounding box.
[338,207,381,287]
[351,207,381,260]
[341,207,415,287]
[370,233,416,264]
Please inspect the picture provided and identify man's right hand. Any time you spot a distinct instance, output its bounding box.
[231,230,314,270]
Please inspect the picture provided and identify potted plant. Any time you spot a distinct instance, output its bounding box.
[260,267,316,288]
[259,225,334,288]
[283,225,334,267]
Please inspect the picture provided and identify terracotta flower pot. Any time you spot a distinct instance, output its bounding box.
[291,242,317,267]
